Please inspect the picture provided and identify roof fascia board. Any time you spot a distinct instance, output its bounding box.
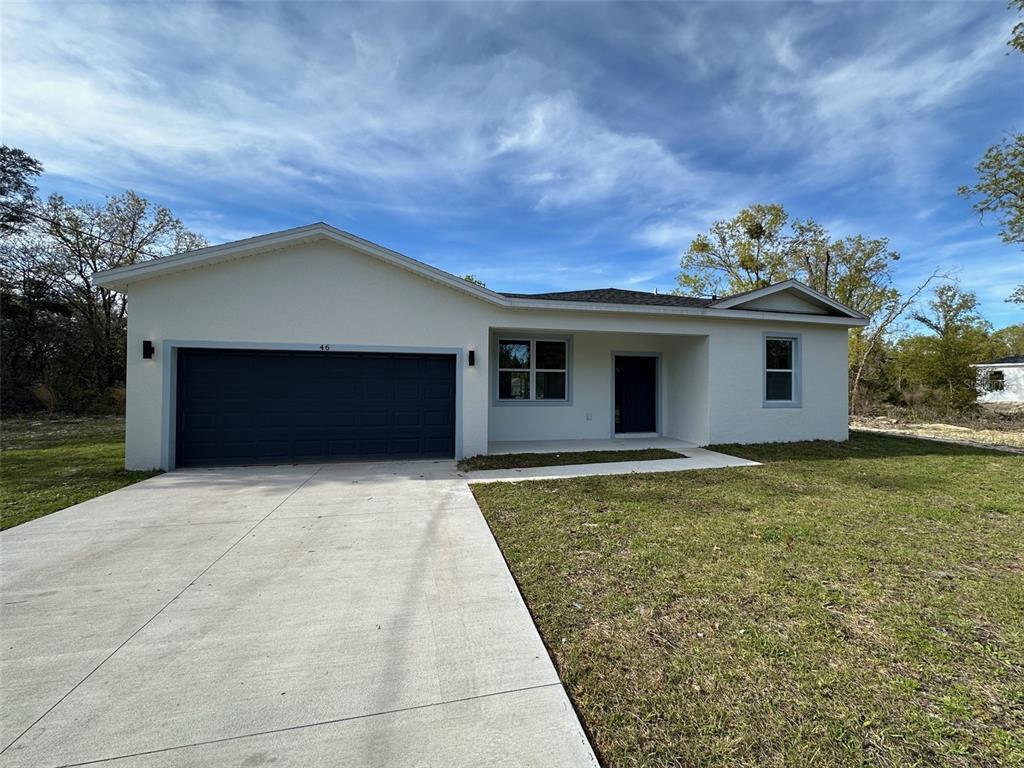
[503,297,868,326]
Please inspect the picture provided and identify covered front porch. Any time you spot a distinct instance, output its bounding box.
[486,329,710,447]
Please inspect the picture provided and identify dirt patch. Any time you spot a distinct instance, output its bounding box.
[851,416,1024,452]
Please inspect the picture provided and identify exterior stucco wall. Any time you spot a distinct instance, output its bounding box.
[664,335,710,445]
[485,322,846,446]
[975,365,1024,404]
[486,332,706,443]
[125,241,495,469]
[704,322,849,444]
[122,239,853,469]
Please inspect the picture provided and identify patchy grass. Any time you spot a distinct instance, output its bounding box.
[472,432,1024,768]
[1,416,159,530]
[459,448,684,472]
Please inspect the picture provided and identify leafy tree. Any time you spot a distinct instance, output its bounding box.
[990,323,1024,356]
[958,2,1024,303]
[0,146,43,235]
[958,134,1024,248]
[40,192,207,391]
[895,285,994,409]
[677,204,903,315]
[2,185,206,412]
[677,203,791,297]
[1010,0,1024,55]
[462,274,486,287]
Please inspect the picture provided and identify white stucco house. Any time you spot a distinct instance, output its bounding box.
[93,223,868,470]
[972,355,1024,405]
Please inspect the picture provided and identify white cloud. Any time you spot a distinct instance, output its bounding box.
[1,0,1018,321]
[1,2,723,223]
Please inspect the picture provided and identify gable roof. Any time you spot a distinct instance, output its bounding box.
[972,354,1024,367]
[93,222,868,326]
[708,279,869,319]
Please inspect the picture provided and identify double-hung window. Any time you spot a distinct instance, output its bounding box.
[764,335,800,406]
[497,337,569,402]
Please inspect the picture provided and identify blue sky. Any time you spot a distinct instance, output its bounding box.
[4,1,1023,327]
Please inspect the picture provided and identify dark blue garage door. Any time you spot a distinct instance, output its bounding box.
[175,349,456,467]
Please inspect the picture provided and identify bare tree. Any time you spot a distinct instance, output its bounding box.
[849,270,945,414]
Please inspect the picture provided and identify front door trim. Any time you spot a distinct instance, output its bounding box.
[610,351,661,437]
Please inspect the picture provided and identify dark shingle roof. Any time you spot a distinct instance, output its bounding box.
[977,354,1024,366]
[500,287,714,308]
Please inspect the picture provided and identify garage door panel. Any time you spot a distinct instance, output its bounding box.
[176,349,455,467]
[358,410,389,428]
[363,381,395,401]
[292,440,324,457]
[392,437,421,454]
[323,411,359,428]
[394,381,421,400]
[423,436,454,453]
[393,410,421,427]
[326,439,358,457]
[358,439,389,456]
[423,381,453,399]
[423,409,453,427]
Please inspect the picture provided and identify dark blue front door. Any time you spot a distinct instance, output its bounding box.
[175,349,456,467]
[615,355,657,433]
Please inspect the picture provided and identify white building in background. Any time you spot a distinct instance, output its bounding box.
[973,355,1024,405]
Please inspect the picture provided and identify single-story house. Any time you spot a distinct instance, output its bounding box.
[972,355,1024,405]
[93,223,868,470]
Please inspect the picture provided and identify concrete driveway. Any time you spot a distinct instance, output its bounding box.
[0,462,597,767]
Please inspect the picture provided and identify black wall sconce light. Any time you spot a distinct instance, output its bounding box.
[142,340,155,359]
[467,350,475,366]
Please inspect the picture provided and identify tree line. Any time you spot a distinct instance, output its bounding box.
[1,148,205,413]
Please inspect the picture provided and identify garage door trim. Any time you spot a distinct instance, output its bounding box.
[160,340,464,469]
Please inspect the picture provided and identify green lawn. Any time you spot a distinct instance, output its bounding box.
[472,432,1024,768]
[459,448,684,472]
[1,416,159,530]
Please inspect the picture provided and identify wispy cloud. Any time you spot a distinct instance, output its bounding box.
[1,1,1020,324]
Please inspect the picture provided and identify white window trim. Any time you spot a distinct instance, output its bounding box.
[763,333,802,408]
[493,335,572,406]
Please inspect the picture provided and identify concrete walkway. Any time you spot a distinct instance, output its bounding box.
[472,438,759,482]
[0,462,598,768]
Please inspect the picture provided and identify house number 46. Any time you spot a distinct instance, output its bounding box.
[319,344,331,351]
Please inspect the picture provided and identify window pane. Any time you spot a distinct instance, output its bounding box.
[766,371,793,401]
[766,338,793,370]
[536,340,566,370]
[498,341,530,369]
[536,371,566,400]
[499,370,530,399]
